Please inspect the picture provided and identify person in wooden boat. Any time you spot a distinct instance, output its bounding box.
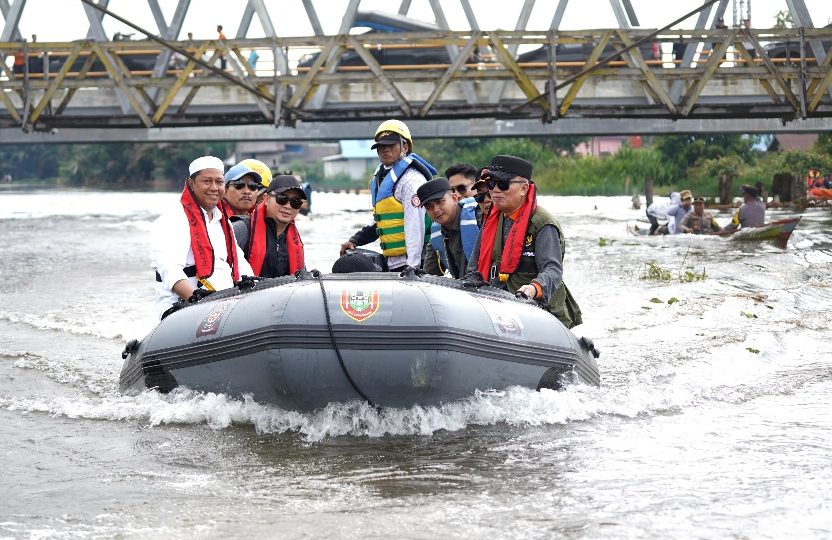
[646,191,681,235]
[339,119,437,272]
[419,177,479,279]
[679,197,722,234]
[656,189,693,235]
[150,156,253,320]
[721,184,766,234]
[462,155,582,329]
[232,175,307,279]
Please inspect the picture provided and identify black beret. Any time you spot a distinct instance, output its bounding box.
[415,177,452,207]
[488,155,533,181]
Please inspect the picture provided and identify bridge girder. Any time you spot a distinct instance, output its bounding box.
[0,0,830,141]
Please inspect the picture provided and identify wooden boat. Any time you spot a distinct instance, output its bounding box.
[628,216,801,248]
[722,216,802,248]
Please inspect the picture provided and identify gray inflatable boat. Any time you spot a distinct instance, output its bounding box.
[120,272,600,411]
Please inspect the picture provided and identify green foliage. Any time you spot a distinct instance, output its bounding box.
[649,297,663,303]
[653,135,756,182]
[598,237,615,247]
[773,10,794,29]
[746,347,761,354]
[640,261,673,282]
[1,132,826,195]
[815,133,832,155]
[679,267,707,282]
[1,142,232,189]
[419,136,585,175]
[667,297,679,305]
[741,311,758,319]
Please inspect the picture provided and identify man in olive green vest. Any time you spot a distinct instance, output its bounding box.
[463,155,582,328]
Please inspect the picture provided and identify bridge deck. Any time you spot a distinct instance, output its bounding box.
[1,28,831,138]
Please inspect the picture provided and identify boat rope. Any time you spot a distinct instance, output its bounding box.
[312,270,380,412]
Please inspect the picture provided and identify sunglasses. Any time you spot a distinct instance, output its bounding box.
[474,192,491,203]
[486,178,527,191]
[231,180,262,191]
[272,193,303,209]
[451,184,473,195]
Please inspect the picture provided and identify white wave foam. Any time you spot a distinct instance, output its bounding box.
[0,381,702,443]
[0,310,154,341]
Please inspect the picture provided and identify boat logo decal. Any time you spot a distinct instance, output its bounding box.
[340,289,380,323]
[479,298,525,338]
[196,300,233,337]
[492,310,524,337]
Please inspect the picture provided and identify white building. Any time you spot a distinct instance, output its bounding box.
[322,140,377,180]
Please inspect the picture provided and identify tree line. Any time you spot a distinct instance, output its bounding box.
[0,142,233,189]
[2,134,829,195]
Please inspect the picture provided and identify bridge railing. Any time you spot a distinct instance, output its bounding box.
[0,27,830,130]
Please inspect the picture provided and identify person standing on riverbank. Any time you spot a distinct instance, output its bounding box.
[150,156,252,320]
[339,119,436,272]
[463,155,582,328]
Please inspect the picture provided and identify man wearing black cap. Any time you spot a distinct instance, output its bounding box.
[721,184,766,234]
[339,119,437,272]
[418,177,480,279]
[233,175,307,278]
[463,155,582,329]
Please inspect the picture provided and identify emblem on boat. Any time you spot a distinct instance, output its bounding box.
[340,289,380,323]
[195,300,233,337]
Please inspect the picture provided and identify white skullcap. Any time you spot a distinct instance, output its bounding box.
[188,156,224,176]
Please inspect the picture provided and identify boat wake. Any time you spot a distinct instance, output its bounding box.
[0,377,739,443]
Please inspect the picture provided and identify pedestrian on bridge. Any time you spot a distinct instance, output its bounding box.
[217,25,227,70]
[339,119,436,273]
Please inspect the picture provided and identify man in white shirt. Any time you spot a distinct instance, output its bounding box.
[339,119,437,272]
[150,156,253,319]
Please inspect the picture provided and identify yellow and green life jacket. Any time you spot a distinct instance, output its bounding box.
[370,153,436,257]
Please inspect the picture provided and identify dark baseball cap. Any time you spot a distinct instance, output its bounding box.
[266,175,307,199]
[370,131,403,150]
[742,184,758,197]
[416,177,452,207]
[487,155,533,182]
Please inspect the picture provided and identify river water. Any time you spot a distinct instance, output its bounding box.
[1,188,830,539]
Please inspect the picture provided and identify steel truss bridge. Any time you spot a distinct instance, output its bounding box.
[1,0,831,142]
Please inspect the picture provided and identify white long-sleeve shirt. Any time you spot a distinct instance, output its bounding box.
[150,204,252,319]
[390,167,428,270]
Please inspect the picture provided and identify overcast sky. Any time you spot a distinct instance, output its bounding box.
[7,0,832,41]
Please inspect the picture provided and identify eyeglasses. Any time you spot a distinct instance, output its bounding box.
[486,178,527,191]
[474,192,491,203]
[451,184,473,195]
[231,180,262,191]
[272,193,304,209]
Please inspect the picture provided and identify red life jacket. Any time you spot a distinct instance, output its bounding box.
[179,184,241,282]
[246,201,304,276]
[477,183,537,279]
